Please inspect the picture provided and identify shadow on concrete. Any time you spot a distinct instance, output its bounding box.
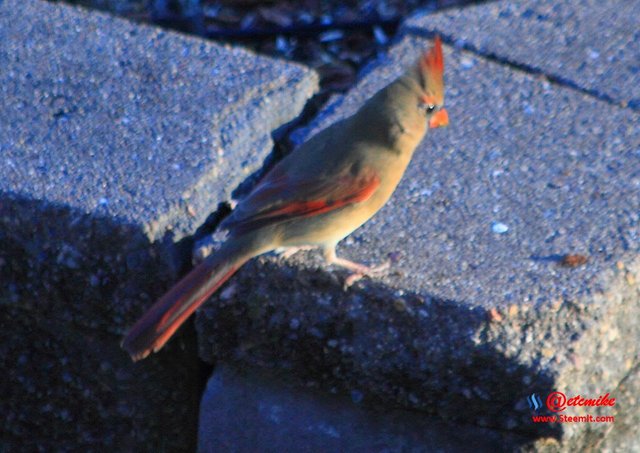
[0,191,203,451]
[197,257,563,445]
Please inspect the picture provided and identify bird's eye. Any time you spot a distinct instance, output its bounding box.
[419,103,437,115]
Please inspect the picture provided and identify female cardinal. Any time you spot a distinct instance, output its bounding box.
[123,37,448,361]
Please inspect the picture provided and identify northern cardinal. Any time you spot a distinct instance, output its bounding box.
[122,37,448,361]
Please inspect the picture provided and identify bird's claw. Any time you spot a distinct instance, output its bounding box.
[343,260,391,289]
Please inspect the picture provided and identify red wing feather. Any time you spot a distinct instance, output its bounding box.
[223,168,380,235]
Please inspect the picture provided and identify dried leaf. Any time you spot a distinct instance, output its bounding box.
[560,254,588,267]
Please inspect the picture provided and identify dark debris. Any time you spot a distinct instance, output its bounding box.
[58,0,482,97]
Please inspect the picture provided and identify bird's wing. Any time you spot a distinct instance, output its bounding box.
[222,164,380,235]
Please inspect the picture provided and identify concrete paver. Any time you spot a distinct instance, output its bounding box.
[0,0,317,449]
[197,32,639,449]
[198,365,527,452]
[404,0,640,110]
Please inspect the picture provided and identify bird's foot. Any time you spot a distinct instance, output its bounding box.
[322,246,390,288]
[342,260,390,288]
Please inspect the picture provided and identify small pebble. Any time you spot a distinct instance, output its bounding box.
[460,56,475,69]
[626,273,636,285]
[275,35,289,53]
[491,222,509,234]
[219,283,237,301]
[393,298,407,312]
[319,30,344,43]
[373,26,388,45]
[489,307,503,322]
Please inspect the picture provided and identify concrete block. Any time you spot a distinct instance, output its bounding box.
[197,33,639,450]
[198,365,527,452]
[403,0,640,110]
[0,0,317,449]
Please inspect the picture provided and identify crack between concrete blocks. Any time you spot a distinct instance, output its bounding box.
[148,69,318,252]
[174,87,328,432]
[615,360,640,390]
[586,360,640,452]
[402,27,637,113]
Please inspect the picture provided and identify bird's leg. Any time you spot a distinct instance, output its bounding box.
[276,245,316,259]
[322,245,390,287]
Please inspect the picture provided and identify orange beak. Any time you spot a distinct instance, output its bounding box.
[429,108,449,128]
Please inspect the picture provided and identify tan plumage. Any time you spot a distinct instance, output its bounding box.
[122,37,448,361]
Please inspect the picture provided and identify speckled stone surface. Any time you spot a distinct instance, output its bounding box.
[0,0,317,243]
[196,34,639,449]
[404,0,640,110]
[198,365,528,452]
[0,0,317,449]
[595,363,640,453]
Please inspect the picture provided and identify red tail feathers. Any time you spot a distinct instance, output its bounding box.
[121,243,251,361]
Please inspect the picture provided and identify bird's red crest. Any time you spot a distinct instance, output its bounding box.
[416,36,445,105]
[420,36,444,79]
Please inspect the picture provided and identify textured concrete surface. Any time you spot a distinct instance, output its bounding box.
[197,32,639,450]
[199,365,528,452]
[404,0,640,110]
[0,0,317,449]
[0,0,316,243]
[595,363,640,453]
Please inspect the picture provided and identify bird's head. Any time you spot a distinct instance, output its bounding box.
[407,36,449,129]
[351,36,449,153]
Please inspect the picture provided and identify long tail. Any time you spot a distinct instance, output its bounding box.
[122,237,262,361]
